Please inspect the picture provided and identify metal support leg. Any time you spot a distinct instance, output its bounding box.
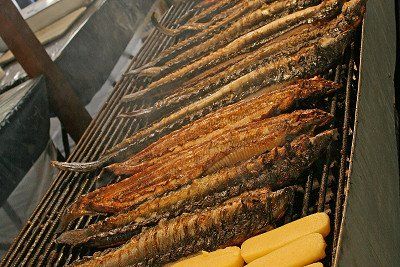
[61,124,70,158]
[0,0,92,142]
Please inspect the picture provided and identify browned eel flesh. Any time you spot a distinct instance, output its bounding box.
[61,109,332,226]
[107,78,339,177]
[70,187,294,266]
[52,77,338,176]
[54,78,339,173]
[58,130,336,248]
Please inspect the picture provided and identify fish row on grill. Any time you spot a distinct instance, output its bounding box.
[124,0,326,99]
[58,130,337,248]
[131,0,283,77]
[53,0,367,266]
[108,78,339,177]
[62,108,333,224]
[52,0,364,173]
[120,0,350,118]
[70,187,294,267]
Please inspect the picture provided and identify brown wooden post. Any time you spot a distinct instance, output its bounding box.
[0,0,92,142]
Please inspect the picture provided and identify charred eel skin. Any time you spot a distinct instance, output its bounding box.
[70,187,295,267]
[58,130,336,248]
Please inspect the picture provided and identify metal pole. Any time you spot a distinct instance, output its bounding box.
[0,0,92,142]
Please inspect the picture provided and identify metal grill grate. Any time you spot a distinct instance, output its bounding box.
[1,2,361,266]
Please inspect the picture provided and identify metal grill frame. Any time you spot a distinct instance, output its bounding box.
[1,2,363,266]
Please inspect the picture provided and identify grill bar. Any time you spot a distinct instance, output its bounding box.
[331,43,355,263]
[1,2,360,266]
[301,171,314,217]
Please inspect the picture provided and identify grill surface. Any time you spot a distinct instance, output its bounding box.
[1,2,361,266]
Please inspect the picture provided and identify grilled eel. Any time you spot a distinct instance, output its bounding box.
[95,110,331,204]
[134,0,332,82]
[130,0,279,76]
[128,0,336,98]
[120,4,354,119]
[52,77,338,174]
[60,109,332,226]
[70,187,295,267]
[129,0,320,79]
[108,78,339,176]
[58,130,336,248]
[52,0,363,173]
[126,0,325,100]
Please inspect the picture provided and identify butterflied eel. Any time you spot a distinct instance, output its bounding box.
[129,0,307,77]
[136,2,358,120]
[60,109,332,226]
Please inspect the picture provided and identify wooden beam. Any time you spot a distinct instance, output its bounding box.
[0,0,91,142]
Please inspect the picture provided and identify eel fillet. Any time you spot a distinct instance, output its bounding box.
[70,187,295,267]
[135,0,332,85]
[52,0,363,173]
[117,0,358,140]
[124,0,324,101]
[58,130,336,248]
[60,109,332,226]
